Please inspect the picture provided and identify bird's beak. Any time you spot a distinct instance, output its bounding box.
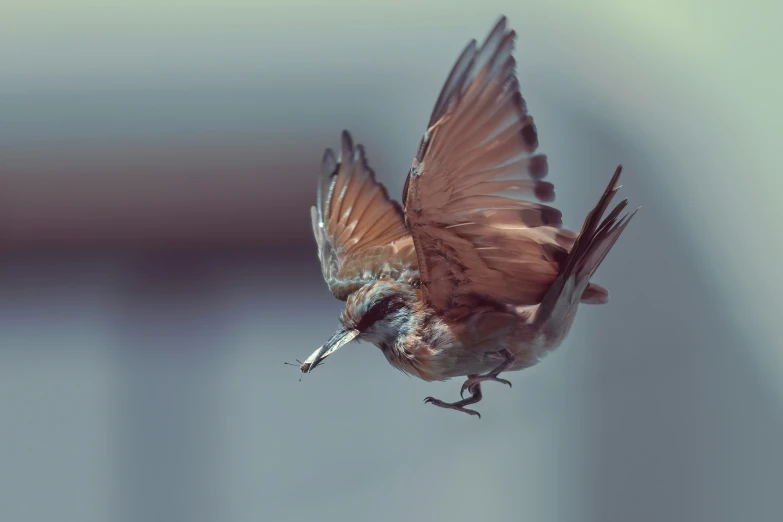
[300,328,359,373]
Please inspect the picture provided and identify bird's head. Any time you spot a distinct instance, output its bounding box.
[300,279,416,373]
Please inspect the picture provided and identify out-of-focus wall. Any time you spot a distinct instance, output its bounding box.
[1,2,781,521]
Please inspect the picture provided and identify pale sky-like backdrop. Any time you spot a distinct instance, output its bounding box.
[1,2,781,521]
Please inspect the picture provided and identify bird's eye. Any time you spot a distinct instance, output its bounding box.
[357,295,403,330]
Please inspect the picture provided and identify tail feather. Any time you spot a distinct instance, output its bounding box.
[580,282,609,304]
[568,165,638,294]
[536,165,637,328]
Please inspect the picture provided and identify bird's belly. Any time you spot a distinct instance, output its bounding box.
[381,312,559,380]
[393,340,517,381]
[403,333,557,381]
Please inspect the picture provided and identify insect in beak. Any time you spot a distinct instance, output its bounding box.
[300,329,359,373]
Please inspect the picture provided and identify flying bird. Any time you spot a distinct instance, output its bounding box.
[299,16,637,417]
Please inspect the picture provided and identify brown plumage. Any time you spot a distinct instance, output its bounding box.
[300,15,638,417]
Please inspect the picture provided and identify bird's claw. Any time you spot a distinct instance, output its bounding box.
[460,376,512,397]
[424,396,481,418]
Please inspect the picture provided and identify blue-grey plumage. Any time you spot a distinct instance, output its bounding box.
[299,15,637,418]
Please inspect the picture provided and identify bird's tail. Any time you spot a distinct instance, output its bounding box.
[535,165,637,328]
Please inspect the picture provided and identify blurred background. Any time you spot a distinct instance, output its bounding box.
[1,1,782,521]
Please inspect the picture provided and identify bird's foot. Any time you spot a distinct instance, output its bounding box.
[424,396,481,418]
[424,382,483,418]
[460,349,516,398]
[460,375,511,398]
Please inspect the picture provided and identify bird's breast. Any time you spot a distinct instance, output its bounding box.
[375,317,467,381]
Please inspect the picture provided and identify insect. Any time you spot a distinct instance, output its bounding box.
[299,15,637,417]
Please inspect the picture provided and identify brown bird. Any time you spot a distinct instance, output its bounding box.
[299,15,637,417]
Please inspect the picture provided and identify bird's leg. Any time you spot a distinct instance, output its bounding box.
[460,349,515,397]
[424,378,483,418]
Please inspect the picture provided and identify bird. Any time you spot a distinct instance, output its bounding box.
[298,15,638,418]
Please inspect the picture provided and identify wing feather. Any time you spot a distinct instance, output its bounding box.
[403,16,566,311]
[313,131,418,300]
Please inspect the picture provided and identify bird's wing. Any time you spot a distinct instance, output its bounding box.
[313,131,418,301]
[403,16,575,312]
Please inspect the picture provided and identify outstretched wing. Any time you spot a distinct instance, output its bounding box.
[403,16,574,312]
[312,131,418,300]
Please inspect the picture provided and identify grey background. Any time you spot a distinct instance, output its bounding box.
[1,2,782,521]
